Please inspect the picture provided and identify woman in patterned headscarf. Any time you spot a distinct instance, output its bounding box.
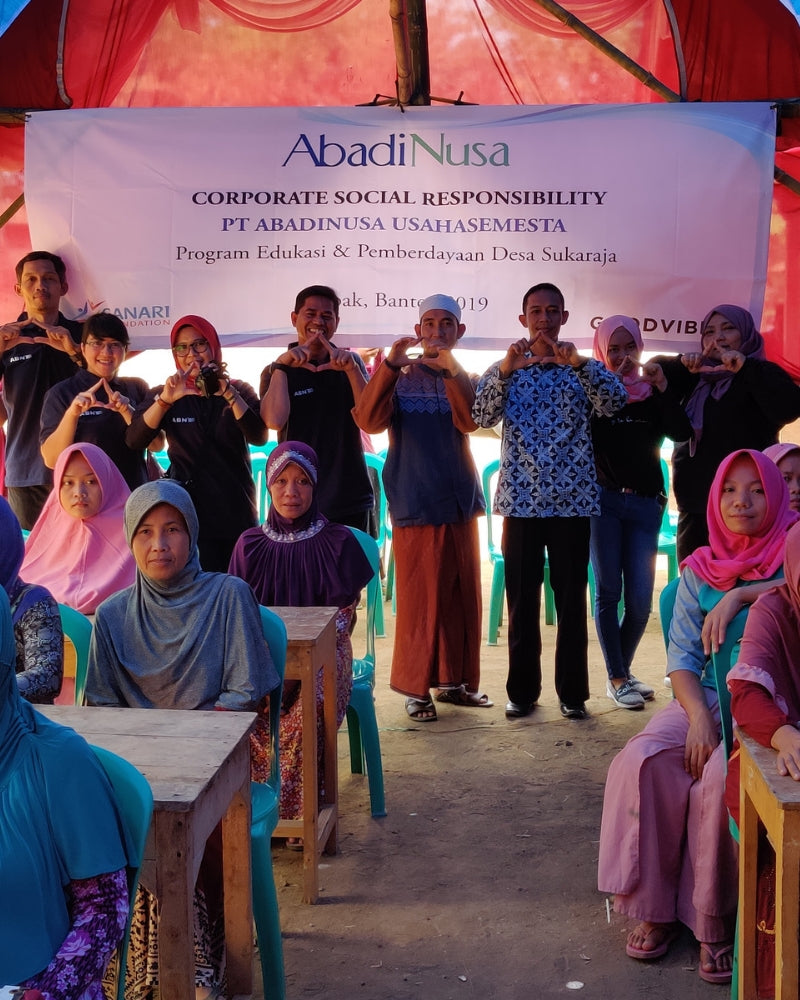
[229,441,372,827]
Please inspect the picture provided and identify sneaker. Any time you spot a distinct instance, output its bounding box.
[628,675,655,700]
[606,679,645,710]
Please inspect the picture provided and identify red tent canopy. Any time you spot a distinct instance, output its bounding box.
[2,0,800,366]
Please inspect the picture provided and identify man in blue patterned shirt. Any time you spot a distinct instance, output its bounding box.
[473,283,627,720]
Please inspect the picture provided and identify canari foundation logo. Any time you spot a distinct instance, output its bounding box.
[110,304,172,328]
[281,132,510,168]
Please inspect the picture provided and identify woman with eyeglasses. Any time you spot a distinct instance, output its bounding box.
[126,315,268,571]
[40,313,161,491]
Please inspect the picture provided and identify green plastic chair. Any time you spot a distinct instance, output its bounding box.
[58,603,93,706]
[345,527,386,817]
[659,575,747,759]
[250,441,277,524]
[253,605,287,1000]
[658,457,680,582]
[363,452,387,638]
[90,745,153,1000]
[148,449,170,475]
[375,449,397,619]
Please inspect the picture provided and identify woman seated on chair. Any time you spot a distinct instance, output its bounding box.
[0,496,63,703]
[21,443,135,615]
[0,589,130,1000]
[228,441,373,829]
[598,449,797,985]
[724,518,800,998]
[85,478,279,998]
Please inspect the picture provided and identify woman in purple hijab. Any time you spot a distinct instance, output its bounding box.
[653,304,800,561]
[0,496,63,703]
[229,441,372,830]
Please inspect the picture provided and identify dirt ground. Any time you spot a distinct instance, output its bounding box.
[260,558,734,1000]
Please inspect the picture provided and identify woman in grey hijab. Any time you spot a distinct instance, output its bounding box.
[87,478,277,711]
[86,479,278,999]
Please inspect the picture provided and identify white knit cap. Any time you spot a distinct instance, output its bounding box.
[418,294,461,321]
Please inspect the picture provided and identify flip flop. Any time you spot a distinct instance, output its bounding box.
[435,686,494,708]
[698,942,734,984]
[405,697,437,721]
[625,922,679,960]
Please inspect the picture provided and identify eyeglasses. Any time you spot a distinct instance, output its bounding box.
[84,338,125,351]
[172,338,210,357]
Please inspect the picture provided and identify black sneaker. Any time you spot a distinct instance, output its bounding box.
[559,701,588,720]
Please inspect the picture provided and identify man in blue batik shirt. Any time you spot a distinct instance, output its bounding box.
[473,283,626,721]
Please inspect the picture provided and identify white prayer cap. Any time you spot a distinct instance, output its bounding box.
[418,294,461,321]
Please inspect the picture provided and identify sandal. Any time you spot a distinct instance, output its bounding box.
[698,942,734,984]
[405,697,437,721]
[625,921,679,960]
[435,686,493,708]
[285,837,304,852]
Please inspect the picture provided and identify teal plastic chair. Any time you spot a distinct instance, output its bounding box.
[149,449,170,475]
[363,451,387,638]
[659,575,747,758]
[658,457,680,582]
[250,442,277,524]
[346,527,386,817]
[90,745,153,1000]
[58,603,92,706]
[481,459,507,644]
[253,605,287,1000]
[376,449,396,618]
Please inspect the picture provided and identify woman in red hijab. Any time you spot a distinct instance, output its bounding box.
[126,315,268,571]
[599,449,797,985]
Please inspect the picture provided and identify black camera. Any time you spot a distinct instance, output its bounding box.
[194,362,227,398]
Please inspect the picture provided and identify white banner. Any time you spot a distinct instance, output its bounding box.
[24,103,775,353]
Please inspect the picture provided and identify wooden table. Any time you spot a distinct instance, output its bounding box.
[39,705,255,1000]
[270,605,339,904]
[738,730,800,1000]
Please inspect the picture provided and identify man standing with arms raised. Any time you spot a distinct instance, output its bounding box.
[260,284,373,531]
[0,252,82,528]
[473,283,626,721]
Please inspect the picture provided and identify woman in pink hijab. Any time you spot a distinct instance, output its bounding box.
[598,449,797,985]
[21,442,135,614]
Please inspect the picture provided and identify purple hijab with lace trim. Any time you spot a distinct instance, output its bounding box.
[0,496,50,624]
[228,441,372,608]
[685,304,766,446]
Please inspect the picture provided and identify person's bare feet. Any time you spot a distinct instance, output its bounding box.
[698,941,734,983]
[625,921,679,959]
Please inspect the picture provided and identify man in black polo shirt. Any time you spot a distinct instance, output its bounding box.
[0,252,82,528]
[259,284,373,532]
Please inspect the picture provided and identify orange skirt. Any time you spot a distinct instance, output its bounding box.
[389,520,482,700]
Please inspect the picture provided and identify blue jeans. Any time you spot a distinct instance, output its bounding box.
[589,488,663,682]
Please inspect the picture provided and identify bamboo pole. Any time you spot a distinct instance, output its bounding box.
[528,0,681,103]
[0,192,24,231]
[389,0,431,105]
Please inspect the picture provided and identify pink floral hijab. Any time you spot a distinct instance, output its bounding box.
[21,443,135,614]
[682,448,798,591]
[592,314,652,403]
